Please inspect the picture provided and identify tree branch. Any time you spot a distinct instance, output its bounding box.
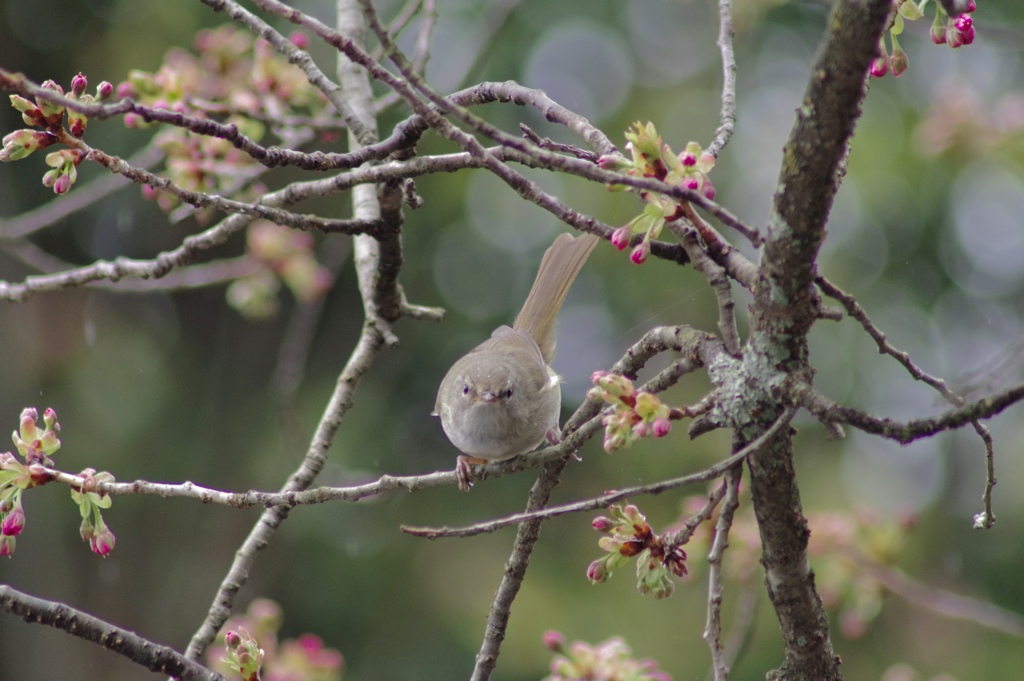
[0,585,222,681]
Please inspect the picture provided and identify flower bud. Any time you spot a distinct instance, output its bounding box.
[597,153,630,171]
[592,516,615,533]
[954,15,975,45]
[53,174,73,195]
[889,48,909,78]
[38,80,66,127]
[630,240,649,265]
[289,31,309,49]
[0,535,15,557]
[634,392,660,419]
[225,631,242,649]
[632,421,651,438]
[96,81,114,100]
[0,129,56,162]
[116,81,136,99]
[701,178,716,200]
[603,432,625,453]
[71,73,88,97]
[586,558,608,583]
[1,505,25,536]
[930,24,947,45]
[89,524,116,556]
[869,56,888,78]
[542,630,565,652]
[10,95,46,127]
[610,225,631,251]
[652,418,672,438]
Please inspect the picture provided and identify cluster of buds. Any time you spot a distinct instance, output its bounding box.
[587,503,688,599]
[872,0,978,79]
[118,26,327,217]
[0,489,26,557]
[226,221,334,318]
[212,598,343,681]
[542,632,671,681]
[1,74,112,193]
[809,508,916,639]
[223,629,265,681]
[930,0,977,47]
[73,468,117,557]
[600,122,715,265]
[588,371,673,453]
[0,408,62,557]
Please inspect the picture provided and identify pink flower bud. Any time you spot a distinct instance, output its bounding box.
[1,506,25,536]
[603,432,625,453]
[225,631,242,649]
[43,408,57,429]
[116,81,135,99]
[652,418,672,438]
[869,56,888,78]
[289,31,309,49]
[592,516,615,532]
[701,178,716,200]
[964,0,976,12]
[679,151,697,167]
[53,174,72,195]
[684,177,699,190]
[633,420,652,438]
[71,73,88,97]
[542,631,565,651]
[954,15,975,45]
[630,240,649,265]
[597,153,630,171]
[610,225,631,251]
[96,81,113,100]
[930,24,947,44]
[586,558,608,583]
[89,525,115,556]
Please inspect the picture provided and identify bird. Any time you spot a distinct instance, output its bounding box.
[434,232,599,490]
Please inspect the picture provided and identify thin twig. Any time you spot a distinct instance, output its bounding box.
[401,408,797,538]
[707,0,737,158]
[197,0,375,144]
[704,466,742,681]
[0,146,162,240]
[797,382,1024,445]
[666,480,728,549]
[671,221,741,355]
[470,458,569,681]
[816,274,997,528]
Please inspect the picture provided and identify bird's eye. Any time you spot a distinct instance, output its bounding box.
[462,385,470,396]
[505,388,513,398]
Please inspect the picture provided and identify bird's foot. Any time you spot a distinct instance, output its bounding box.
[456,455,489,492]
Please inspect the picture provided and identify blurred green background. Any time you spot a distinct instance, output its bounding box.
[1,0,1023,679]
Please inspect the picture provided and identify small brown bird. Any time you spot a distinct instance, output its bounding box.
[434,232,599,490]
